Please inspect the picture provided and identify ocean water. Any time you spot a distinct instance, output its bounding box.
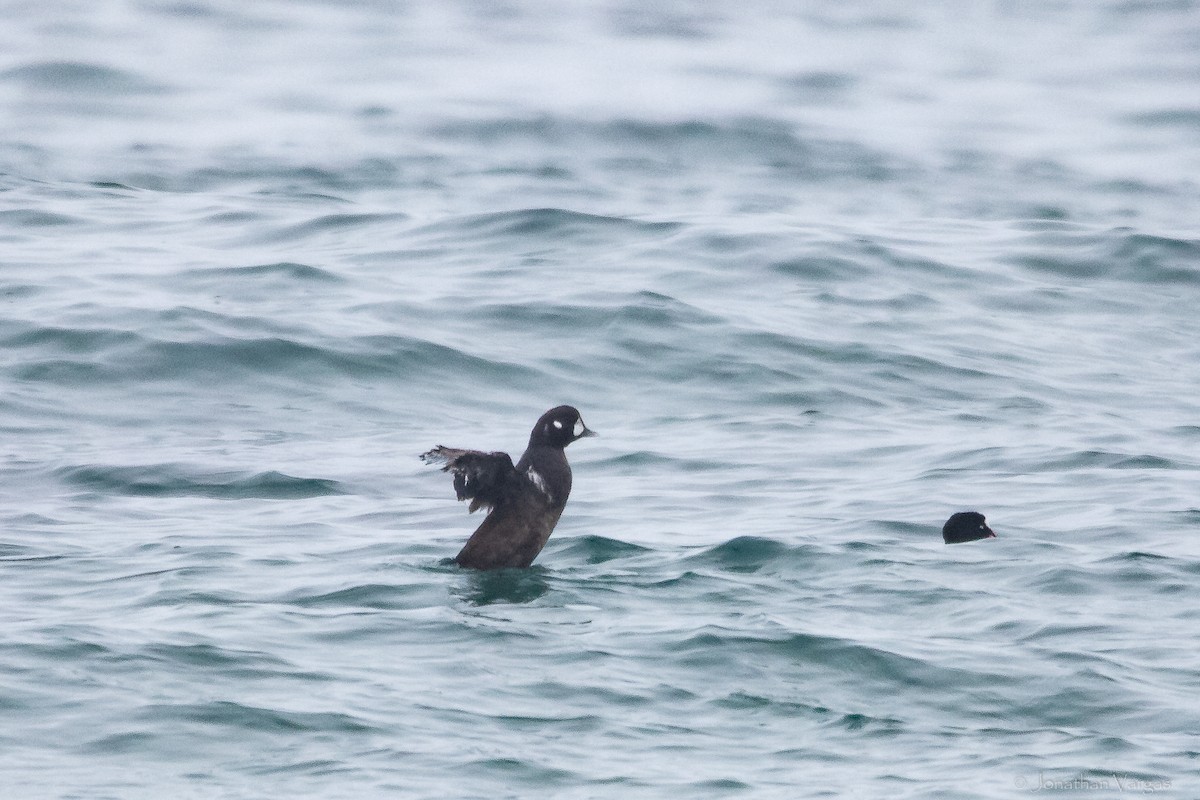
[2,1,1199,797]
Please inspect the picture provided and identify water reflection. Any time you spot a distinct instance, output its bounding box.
[454,566,551,606]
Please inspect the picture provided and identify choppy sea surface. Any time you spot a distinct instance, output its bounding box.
[2,2,1199,798]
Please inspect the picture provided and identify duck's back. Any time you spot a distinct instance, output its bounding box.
[455,444,572,569]
[454,498,565,569]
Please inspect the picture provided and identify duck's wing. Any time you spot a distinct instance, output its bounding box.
[420,446,518,513]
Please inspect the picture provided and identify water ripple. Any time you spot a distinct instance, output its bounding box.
[55,464,345,499]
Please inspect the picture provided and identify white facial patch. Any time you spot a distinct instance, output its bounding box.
[526,466,551,501]
[573,418,585,437]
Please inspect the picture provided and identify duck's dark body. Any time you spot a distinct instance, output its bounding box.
[942,511,996,544]
[422,406,595,570]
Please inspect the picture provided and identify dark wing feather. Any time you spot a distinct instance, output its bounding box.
[420,446,518,513]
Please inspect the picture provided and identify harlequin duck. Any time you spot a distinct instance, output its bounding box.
[421,405,596,569]
[942,511,996,544]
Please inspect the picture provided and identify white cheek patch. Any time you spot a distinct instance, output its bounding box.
[526,467,551,502]
[573,418,585,437]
